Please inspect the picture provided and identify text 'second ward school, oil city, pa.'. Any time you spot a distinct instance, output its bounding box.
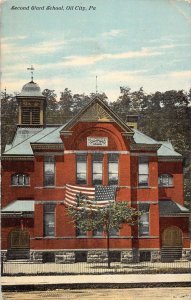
[1,78,190,263]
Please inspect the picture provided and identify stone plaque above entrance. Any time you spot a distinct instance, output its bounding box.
[87,137,108,147]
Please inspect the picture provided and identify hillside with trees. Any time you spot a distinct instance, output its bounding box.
[1,87,191,208]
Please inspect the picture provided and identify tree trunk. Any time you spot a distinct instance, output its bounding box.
[106,230,110,268]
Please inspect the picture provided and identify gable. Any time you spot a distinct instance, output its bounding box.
[79,102,113,122]
[61,96,134,135]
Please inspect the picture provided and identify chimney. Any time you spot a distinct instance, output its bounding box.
[126,115,139,129]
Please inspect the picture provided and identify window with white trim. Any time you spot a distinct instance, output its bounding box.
[158,174,173,187]
[139,203,150,236]
[138,157,149,187]
[108,153,119,186]
[43,204,55,237]
[44,156,55,186]
[11,174,29,186]
[92,153,103,185]
[76,154,87,184]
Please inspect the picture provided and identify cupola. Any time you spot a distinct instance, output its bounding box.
[16,70,46,127]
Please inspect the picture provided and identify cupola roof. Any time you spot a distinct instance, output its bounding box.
[19,80,43,97]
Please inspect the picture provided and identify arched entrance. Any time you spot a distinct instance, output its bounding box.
[161,227,182,262]
[7,229,30,260]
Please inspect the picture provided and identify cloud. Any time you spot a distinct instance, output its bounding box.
[170,0,191,23]
[62,48,162,67]
[1,47,162,77]
[101,29,126,38]
[0,0,8,4]
[169,70,191,77]
[1,39,66,58]
[178,0,191,3]
[92,70,148,82]
[1,36,27,42]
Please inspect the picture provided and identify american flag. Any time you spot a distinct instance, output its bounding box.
[65,184,117,210]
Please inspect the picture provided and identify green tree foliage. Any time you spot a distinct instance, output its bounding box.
[110,86,131,120]
[1,91,18,152]
[90,92,108,104]
[67,194,140,267]
[71,93,91,115]
[58,88,74,123]
[42,89,59,124]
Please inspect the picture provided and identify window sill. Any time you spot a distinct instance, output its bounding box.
[138,236,159,239]
[138,186,150,189]
[43,186,56,188]
[158,185,174,188]
[11,185,30,187]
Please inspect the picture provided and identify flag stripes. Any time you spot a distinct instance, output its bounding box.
[65,184,116,209]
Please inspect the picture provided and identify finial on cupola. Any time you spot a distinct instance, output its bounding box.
[27,65,35,82]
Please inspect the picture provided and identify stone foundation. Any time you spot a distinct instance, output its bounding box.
[30,251,43,263]
[55,251,75,264]
[121,250,134,263]
[87,250,108,263]
[1,250,7,262]
[151,250,161,262]
[182,249,191,260]
[5,248,165,263]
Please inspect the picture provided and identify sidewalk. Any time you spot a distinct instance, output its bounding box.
[2,274,191,291]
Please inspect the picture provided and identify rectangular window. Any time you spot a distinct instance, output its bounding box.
[11,174,29,186]
[31,107,40,125]
[158,174,173,187]
[108,153,119,185]
[138,157,149,187]
[44,156,55,186]
[93,225,103,237]
[76,154,87,184]
[109,228,119,236]
[21,107,40,125]
[44,204,55,237]
[21,107,30,125]
[139,203,150,236]
[92,153,103,185]
[76,222,86,236]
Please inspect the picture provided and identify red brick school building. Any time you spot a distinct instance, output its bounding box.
[1,79,190,263]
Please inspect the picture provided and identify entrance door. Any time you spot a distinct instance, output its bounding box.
[9,229,30,249]
[162,227,182,247]
[8,229,30,260]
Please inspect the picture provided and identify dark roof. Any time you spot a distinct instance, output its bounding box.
[159,200,189,215]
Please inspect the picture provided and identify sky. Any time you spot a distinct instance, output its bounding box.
[1,0,191,101]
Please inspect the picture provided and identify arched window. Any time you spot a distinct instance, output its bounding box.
[11,174,29,186]
[158,174,173,187]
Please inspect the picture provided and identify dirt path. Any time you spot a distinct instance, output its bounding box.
[2,287,191,300]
